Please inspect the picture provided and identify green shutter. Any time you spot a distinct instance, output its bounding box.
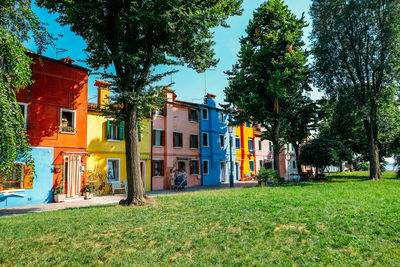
[138,124,142,142]
[119,121,124,140]
[107,120,111,140]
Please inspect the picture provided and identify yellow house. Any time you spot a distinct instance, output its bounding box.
[87,81,151,194]
[235,122,256,180]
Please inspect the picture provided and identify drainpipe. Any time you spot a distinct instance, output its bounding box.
[150,114,153,191]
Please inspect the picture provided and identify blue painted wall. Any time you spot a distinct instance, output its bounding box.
[200,97,236,186]
[0,147,54,208]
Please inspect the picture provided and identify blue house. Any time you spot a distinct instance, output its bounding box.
[200,94,236,186]
[0,147,54,208]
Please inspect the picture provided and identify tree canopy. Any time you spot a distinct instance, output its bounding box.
[0,0,51,182]
[38,0,243,204]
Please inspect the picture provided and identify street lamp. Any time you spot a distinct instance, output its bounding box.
[228,124,234,187]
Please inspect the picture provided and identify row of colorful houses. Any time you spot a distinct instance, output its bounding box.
[0,53,297,208]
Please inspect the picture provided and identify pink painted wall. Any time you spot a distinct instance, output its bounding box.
[254,136,273,173]
[152,93,201,190]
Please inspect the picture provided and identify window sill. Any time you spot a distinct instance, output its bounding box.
[153,145,164,147]
[153,176,163,178]
[0,189,26,193]
[60,131,76,135]
[173,146,183,149]
[189,120,199,123]
[108,139,122,142]
[190,148,199,150]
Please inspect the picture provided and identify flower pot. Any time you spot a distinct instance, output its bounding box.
[54,194,66,203]
[84,192,93,200]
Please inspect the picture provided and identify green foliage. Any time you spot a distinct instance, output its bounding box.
[53,185,64,195]
[82,184,93,193]
[299,136,352,176]
[223,0,310,173]
[310,0,400,179]
[256,168,277,183]
[0,0,52,182]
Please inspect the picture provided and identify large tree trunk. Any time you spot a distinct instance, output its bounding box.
[293,143,302,174]
[272,121,281,176]
[121,103,146,205]
[364,103,381,181]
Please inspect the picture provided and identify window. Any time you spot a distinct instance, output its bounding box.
[107,159,120,182]
[259,160,263,170]
[60,109,76,133]
[249,161,255,172]
[190,134,199,149]
[202,108,208,120]
[153,129,165,146]
[258,140,262,151]
[189,109,199,122]
[190,160,199,175]
[246,122,251,128]
[292,161,296,169]
[173,132,183,148]
[248,139,254,151]
[218,112,224,122]
[202,132,209,147]
[18,102,28,129]
[2,163,25,190]
[269,142,272,152]
[235,137,240,149]
[291,144,294,151]
[219,134,225,148]
[202,160,209,175]
[287,144,290,151]
[107,120,124,141]
[153,160,164,176]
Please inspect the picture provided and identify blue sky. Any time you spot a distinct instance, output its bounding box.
[27,0,317,105]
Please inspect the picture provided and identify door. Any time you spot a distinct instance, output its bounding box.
[64,155,82,197]
[220,162,226,183]
[235,162,239,180]
[177,161,186,172]
[140,161,146,191]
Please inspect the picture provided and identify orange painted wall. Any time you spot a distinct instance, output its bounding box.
[17,54,89,190]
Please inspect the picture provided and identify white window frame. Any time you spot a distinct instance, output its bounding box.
[249,160,255,172]
[18,102,28,129]
[202,108,208,120]
[202,132,209,147]
[235,137,241,150]
[60,108,77,134]
[202,160,209,175]
[107,118,121,142]
[218,111,224,123]
[154,129,162,147]
[190,133,199,149]
[153,159,163,177]
[219,134,225,148]
[107,158,121,182]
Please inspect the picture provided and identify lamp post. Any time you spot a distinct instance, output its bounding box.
[228,125,234,187]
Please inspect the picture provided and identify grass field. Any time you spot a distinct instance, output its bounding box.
[1,171,399,266]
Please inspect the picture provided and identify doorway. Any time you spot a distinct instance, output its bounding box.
[64,155,82,197]
[140,161,146,191]
[235,162,239,180]
[220,162,226,183]
[177,160,186,172]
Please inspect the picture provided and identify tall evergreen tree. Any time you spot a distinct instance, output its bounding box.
[310,0,400,180]
[38,0,243,205]
[224,0,310,176]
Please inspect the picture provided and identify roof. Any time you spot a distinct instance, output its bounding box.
[26,50,91,73]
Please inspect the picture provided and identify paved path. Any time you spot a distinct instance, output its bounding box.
[0,181,257,217]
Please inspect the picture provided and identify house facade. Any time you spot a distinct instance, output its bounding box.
[254,126,274,173]
[199,94,236,186]
[1,53,90,208]
[86,81,151,193]
[235,123,256,180]
[151,89,201,190]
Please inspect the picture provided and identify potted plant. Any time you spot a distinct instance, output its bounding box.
[82,184,93,200]
[54,185,66,203]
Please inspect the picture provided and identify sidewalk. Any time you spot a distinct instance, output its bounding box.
[0,181,257,217]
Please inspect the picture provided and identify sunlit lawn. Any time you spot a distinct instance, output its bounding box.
[0,171,399,266]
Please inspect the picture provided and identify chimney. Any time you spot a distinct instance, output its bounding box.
[163,88,176,102]
[59,57,75,64]
[94,80,111,108]
[204,93,217,108]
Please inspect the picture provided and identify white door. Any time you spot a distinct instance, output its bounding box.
[65,155,82,197]
[220,162,226,183]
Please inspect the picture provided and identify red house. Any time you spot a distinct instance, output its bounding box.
[16,52,89,198]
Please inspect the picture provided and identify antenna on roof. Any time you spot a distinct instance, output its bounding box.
[56,48,68,59]
[204,68,216,97]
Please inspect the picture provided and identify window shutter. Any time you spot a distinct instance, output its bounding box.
[196,110,199,122]
[107,120,111,139]
[160,160,165,176]
[179,133,182,147]
[195,135,198,148]
[173,133,176,147]
[189,135,193,148]
[119,121,124,140]
[152,161,155,176]
[152,130,156,145]
[24,164,34,189]
[138,124,141,142]
[161,131,165,146]
[188,109,191,121]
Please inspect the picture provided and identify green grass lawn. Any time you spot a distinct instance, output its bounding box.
[1,172,400,266]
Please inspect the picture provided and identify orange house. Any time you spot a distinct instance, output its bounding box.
[17,52,90,198]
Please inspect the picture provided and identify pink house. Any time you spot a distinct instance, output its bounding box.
[254,126,274,172]
[151,89,201,190]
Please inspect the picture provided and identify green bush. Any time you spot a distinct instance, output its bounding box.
[256,168,277,185]
[272,175,286,185]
